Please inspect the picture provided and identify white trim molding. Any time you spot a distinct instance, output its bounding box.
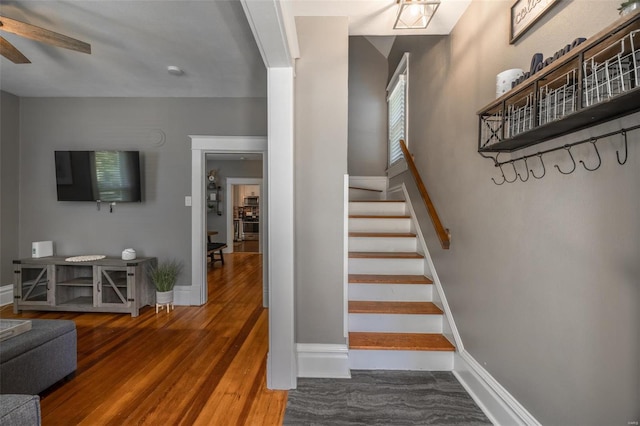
[190,135,268,308]
[386,159,408,179]
[296,344,351,379]
[173,285,194,307]
[454,351,541,426]
[0,284,14,306]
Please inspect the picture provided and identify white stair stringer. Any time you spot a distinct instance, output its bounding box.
[347,194,455,372]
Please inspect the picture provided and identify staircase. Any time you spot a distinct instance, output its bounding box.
[347,196,455,370]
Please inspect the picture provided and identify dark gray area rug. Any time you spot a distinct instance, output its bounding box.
[283,370,492,425]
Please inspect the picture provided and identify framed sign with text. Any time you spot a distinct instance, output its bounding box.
[510,0,560,44]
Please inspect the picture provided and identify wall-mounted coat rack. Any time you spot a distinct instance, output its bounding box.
[477,10,640,185]
[480,124,637,185]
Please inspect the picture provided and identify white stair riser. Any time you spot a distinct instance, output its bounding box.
[349,189,383,201]
[349,202,406,216]
[349,218,412,233]
[349,283,432,301]
[348,258,424,275]
[349,237,417,252]
[349,313,442,333]
[349,350,454,371]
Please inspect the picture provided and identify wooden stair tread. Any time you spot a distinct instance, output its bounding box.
[349,332,455,351]
[349,232,416,238]
[348,301,442,315]
[349,252,424,259]
[349,274,433,284]
[348,186,383,192]
[349,215,410,219]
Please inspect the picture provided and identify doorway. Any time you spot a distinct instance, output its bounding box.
[227,180,263,254]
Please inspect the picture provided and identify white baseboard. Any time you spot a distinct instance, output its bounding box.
[173,285,194,306]
[453,351,540,426]
[0,284,14,306]
[296,344,351,378]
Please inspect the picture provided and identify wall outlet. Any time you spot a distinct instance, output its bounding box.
[185,196,192,207]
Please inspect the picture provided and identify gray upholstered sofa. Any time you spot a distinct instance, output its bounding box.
[0,319,77,395]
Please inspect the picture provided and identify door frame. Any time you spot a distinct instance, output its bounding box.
[190,136,267,307]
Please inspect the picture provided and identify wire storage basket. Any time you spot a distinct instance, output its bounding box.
[538,64,579,126]
[505,89,535,139]
[583,29,640,107]
[478,12,640,153]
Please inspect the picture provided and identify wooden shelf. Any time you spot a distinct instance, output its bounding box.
[57,277,93,287]
[478,10,640,153]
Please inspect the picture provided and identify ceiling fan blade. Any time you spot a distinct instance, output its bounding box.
[0,14,90,54]
[0,36,30,63]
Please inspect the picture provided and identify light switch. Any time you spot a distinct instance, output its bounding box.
[185,196,192,206]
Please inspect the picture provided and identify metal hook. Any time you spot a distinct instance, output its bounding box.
[504,161,518,183]
[491,162,507,185]
[530,153,546,179]
[518,158,530,182]
[579,139,602,171]
[554,145,577,175]
[617,130,628,165]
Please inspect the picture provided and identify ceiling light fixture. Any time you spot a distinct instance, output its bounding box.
[393,0,441,30]
[167,65,184,76]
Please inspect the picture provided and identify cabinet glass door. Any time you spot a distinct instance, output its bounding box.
[18,266,50,303]
[98,267,130,307]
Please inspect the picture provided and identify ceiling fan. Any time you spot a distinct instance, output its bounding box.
[0,14,90,64]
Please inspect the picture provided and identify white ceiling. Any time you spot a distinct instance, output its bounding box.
[289,0,471,36]
[0,0,470,98]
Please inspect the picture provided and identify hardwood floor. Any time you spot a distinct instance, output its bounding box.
[0,253,287,425]
[232,240,260,253]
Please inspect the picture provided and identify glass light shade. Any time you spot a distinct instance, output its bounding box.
[393,0,440,30]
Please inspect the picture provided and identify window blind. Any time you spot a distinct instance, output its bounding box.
[388,74,406,166]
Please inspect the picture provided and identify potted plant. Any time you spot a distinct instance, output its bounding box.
[619,0,640,15]
[148,259,183,313]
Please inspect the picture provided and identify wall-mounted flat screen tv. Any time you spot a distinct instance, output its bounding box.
[55,151,142,202]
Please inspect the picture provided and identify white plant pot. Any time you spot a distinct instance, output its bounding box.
[156,290,174,304]
[621,2,640,16]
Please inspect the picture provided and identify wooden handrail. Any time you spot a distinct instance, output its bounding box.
[399,140,450,249]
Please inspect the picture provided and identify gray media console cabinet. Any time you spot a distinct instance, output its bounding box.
[13,256,157,317]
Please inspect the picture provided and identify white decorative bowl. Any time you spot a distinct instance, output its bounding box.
[122,248,136,260]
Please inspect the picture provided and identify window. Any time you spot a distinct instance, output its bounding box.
[387,53,409,168]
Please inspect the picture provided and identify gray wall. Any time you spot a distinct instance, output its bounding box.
[18,97,266,287]
[389,1,639,424]
[205,158,262,243]
[295,17,349,344]
[348,37,388,176]
[0,91,20,286]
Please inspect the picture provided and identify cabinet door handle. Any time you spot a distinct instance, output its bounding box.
[97,282,101,292]
[46,280,50,291]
